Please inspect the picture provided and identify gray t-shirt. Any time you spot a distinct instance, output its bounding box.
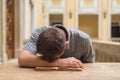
[23,26,95,63]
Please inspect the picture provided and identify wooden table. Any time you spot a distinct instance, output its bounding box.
[0,60,120,80]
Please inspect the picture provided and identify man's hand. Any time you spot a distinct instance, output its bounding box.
[54,57,84,68]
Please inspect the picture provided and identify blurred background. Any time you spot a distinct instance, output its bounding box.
[0,0,120,65]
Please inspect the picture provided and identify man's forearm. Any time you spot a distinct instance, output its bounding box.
[18,50,58,67]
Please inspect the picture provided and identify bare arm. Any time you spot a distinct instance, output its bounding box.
[18,50,55,67]
[18,50,83,68]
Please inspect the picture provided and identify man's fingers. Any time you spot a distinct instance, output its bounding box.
[69,61,79,68]
[74,62,80,68]
[72,58,84,68]
[70,57,84,68]
[76,61,84,69]
[60,57,84,68]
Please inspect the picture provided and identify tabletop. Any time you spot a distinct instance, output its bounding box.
[0,60,120,80]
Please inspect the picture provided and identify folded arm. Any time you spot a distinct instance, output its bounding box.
[18,50,83,68]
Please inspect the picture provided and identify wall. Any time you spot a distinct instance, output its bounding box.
[84,0,94,6]
[1,0,8,63]
[37,0,119,41]
[14,0,23,57]
[66,0,77,29]
[78,15,98,38]
[51,0,61,7]
[117,0,120,5]
[100,0,109,41]
[0,0,2,62]
[92,40,120,62]
[34,0,43,27]
[22,0,43,40]
[23,0,32,40]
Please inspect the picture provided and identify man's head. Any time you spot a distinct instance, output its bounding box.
[36,25,69,62]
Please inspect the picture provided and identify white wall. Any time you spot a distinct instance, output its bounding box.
[0,0,2,62]
[0,0,8,63]
[23,0,32,40]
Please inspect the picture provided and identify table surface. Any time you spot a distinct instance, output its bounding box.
[0,60,120,80]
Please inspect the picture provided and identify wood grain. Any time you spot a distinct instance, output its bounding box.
[34,67,82,71]
[1,60,120,80]
[34,67,59,71]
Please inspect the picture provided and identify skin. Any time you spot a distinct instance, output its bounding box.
[18,41,84,68]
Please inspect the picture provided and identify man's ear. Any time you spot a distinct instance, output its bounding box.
[64,41,69,47]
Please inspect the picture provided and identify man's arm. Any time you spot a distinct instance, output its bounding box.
[18,50,50,67]
[18,50,83,68]
[81,37,95,63]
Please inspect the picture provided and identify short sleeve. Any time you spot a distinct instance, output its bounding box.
[81,37,95,63]
[23,28,41,54]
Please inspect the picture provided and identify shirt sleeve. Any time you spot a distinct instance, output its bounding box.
[23,28,41,54]
[81,37,95,63]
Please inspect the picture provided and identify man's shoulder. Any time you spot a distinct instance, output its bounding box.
[68,28,90,40]
[33,26,48,32]
[30,26,49,41]
[32,26,49,35]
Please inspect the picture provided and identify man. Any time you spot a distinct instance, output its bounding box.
[18,24,95,68]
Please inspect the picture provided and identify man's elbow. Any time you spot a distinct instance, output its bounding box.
[18,54,23,67]
[18,52,27,67]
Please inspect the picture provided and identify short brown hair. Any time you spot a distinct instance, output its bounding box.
[36,27,66,62]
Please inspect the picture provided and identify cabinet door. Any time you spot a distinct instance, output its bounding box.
[6,0,14,59]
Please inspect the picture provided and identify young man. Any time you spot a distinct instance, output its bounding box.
[18,24,95,68]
